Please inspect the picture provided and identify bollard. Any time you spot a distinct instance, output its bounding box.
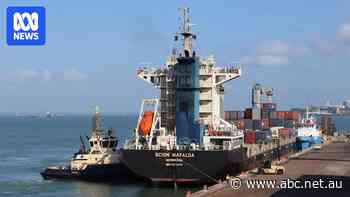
[186,191,192,197]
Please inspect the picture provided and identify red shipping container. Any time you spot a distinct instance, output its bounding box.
[285,112,292,120]
[224,111,231,121]
[244,131,256,144]
[291,111,300,121]
[278,128,292,138]
[276,111,285,119]
[261,119,269,129]
[281,111,300,121]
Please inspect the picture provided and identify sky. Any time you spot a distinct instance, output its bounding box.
[0,0,349,114]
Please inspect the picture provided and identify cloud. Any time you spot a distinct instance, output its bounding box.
[257,40,309,56]
[15,69,52,81]
[241,40,307,66]
[13,68,87,81]
[337,22,350,41]
[240,20,350,67]
[241,55,289,66]
[310,35,337,55]
[256,40,290,56]
[63,68,87,81]
[16,69,40,80]
[42,70,52,81]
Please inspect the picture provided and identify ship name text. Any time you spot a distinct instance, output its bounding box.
[155,152,195,158]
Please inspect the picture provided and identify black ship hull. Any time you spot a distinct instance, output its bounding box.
[122,142,296,184]
[122,148,247,184]
[40,163,142,182]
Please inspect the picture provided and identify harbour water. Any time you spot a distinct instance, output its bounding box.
[0,115,192,197]
[333,115,350,133]
[0,115,349,196]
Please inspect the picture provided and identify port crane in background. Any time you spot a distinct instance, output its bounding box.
[252,83,274,120]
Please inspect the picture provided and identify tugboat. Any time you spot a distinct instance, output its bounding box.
[41,107,138,182]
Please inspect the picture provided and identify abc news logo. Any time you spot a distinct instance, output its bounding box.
[7,7,46,45]
[13,12,39,40]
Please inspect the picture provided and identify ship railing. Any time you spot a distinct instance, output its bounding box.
[199,68,213,75]
[204,129,244,137]
[137,68,168,76]
[215,67,240,74]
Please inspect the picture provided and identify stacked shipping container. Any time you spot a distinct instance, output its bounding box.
[244,130,273,144]
[320,114,336,136]
[224,102,300,145]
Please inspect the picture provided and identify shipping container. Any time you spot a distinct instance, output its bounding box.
[255,130,272,142]
[276,111,286,119]
[270,127,283,138]
[261,111,269,119]
[261,119,269,129]
[253,120,262,130]
[244,108,252,119]
[224,111,245,121]
[284,120,294,128]
[237,111,245,120]
[268,111,277,119]
[224,111,230,121]
[265,130,273,141]
[284,111,300,121]
[234,119,245,130]
[269,119,284,127]
[278,128,293,138]
[244,131,256,144]
[255,131,264,142]
[243,119,253,130]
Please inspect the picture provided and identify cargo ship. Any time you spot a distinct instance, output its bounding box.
[41,107,139,182]
[121,8,297,184]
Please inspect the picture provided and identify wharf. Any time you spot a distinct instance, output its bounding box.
[190,142,350,197]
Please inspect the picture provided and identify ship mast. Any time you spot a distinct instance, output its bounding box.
[92,106,102,134]
[176,7,196,58]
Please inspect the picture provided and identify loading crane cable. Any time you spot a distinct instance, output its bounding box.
[182,160,220,183]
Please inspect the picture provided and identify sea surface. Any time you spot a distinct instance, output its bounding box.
[333,115,350,133]
[0,115,192,197]
[0,115,349,197]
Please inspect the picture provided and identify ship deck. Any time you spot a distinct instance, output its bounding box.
[190,141,350,197]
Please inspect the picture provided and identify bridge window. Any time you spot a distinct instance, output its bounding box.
[102,141,109,148]
[109,140,116,148]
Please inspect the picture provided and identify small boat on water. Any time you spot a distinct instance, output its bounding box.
[40,107,139,182]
